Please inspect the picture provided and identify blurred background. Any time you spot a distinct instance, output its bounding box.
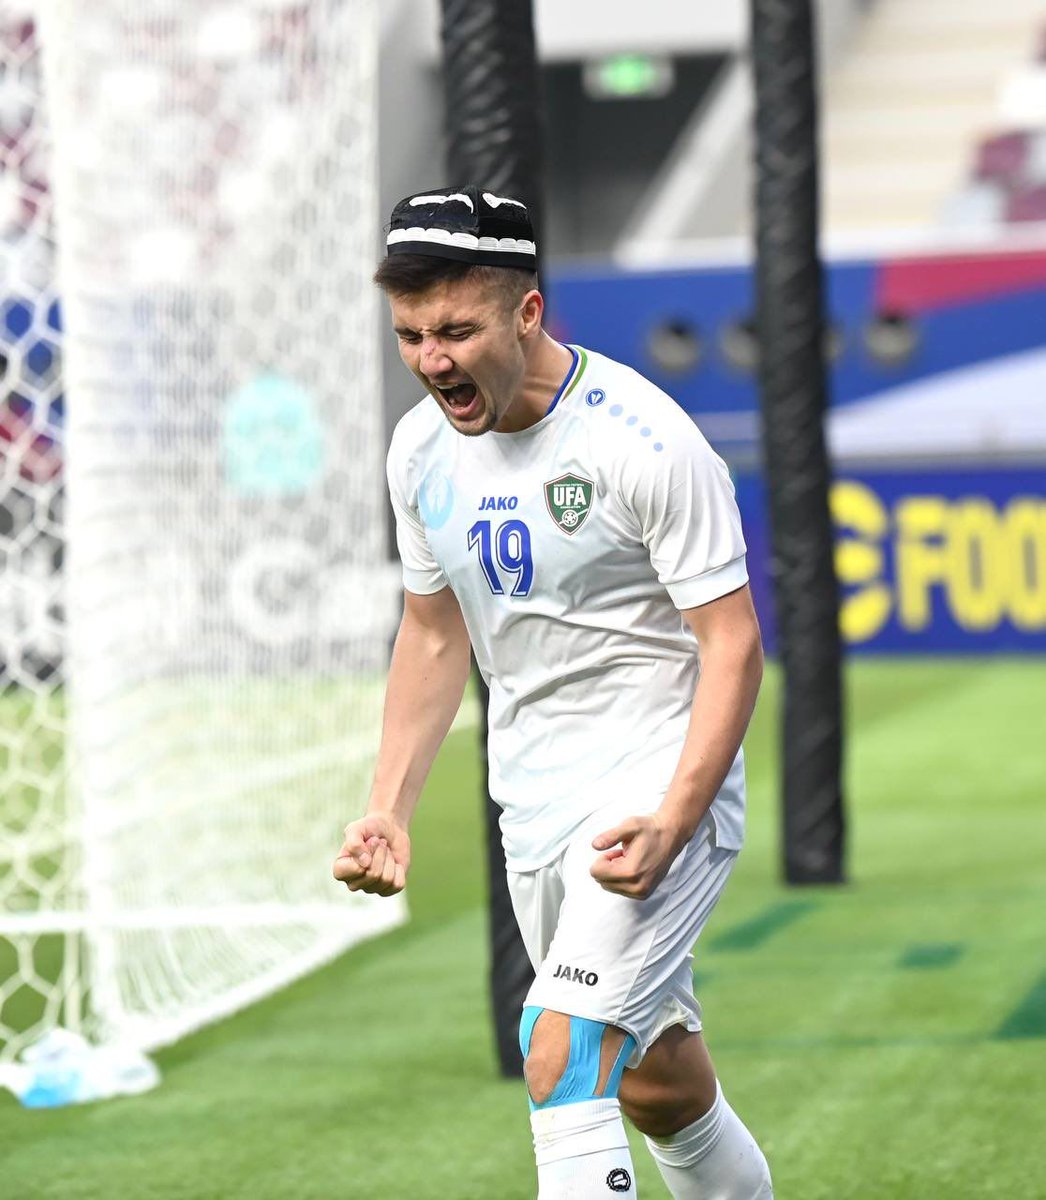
[0,2,1044,1197]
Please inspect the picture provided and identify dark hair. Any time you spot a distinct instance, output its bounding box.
[373,253,538,312]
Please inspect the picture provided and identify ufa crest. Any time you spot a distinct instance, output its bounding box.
[544,473,594,535]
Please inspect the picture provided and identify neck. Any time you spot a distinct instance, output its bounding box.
[495,333,574,433]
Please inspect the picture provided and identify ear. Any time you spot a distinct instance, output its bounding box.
[518,289,544,339]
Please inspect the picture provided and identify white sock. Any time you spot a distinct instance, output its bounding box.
[531,1098,637,1198]
[644,1082,772,1199]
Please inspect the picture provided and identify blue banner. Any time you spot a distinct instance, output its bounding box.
[735,468,1046,654]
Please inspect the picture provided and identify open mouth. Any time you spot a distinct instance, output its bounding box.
[434,382,480,415]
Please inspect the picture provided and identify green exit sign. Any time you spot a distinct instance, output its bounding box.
[583,54,675,100]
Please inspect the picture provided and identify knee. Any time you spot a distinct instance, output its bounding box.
[524,1039,567,1107]
[618,1026,719,1137]
[518,1006,634,1110]
[620,1078,709,1139]
[519,1006,571,1106]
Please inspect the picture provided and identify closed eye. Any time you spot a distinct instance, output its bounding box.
[393,324,481,345]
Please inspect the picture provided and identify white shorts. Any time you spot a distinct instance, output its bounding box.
[507,802,737,1069]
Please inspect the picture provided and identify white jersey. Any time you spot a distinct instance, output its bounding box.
[386,345,749,871]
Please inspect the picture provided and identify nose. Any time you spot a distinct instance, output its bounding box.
[420,336,453,378]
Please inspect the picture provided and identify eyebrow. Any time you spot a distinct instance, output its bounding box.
[393,319,482,336]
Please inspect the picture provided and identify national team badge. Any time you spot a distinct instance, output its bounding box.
[544,473,594,535]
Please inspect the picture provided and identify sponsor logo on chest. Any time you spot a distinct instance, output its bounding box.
[478,495,519,511]
[544,473,594,535]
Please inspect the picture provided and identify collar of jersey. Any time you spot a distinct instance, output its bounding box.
[486,344,587,439]
[544,345,585,419]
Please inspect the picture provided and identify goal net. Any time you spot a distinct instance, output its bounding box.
[0,0,401,1062]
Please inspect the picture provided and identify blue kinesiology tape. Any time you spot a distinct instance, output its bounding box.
[519,1005,636,1111]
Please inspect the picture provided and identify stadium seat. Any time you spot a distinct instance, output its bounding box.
[974,130,1032,182]
[1004,182,1046,221]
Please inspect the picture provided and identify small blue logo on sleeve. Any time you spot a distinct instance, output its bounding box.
[585,388,606,407]
[419,469,454,529]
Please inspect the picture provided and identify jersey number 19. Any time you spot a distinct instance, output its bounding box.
[467,520,534,597]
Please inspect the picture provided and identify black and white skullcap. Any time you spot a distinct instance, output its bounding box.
[385,184,537,269]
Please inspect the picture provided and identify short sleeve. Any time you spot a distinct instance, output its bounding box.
[385,437,448,596]
[622,414,748,610]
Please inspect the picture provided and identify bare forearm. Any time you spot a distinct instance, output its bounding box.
[658,632,763,847]
[368,599,471,827]
[591,622,762,901]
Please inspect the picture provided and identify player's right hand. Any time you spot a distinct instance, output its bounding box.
[333,814,411,897]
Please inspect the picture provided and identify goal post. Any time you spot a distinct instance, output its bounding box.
[0,0,401,1062]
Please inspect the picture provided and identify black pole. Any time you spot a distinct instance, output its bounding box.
[439,0,544,1076]
[440,0,545,238]
[751,0,846,884]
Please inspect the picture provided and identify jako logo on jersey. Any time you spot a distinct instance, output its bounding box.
[544,473,594,535]
[552,964,599,986]
[607,1168,632,1192]
[478,495,518,511]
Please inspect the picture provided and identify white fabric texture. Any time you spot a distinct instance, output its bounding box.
[531,1098,636,1198]
[645,1083,773,1199]
[509,809,736,1068]
[386,345,749,870]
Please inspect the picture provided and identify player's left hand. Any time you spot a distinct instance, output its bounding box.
[589,815,684,900]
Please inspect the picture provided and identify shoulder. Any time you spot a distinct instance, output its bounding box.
[387,395,445,474]
[389,394,442,455]
[386,396,448,510]
[572,347,714,468]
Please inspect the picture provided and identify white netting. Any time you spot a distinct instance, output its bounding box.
[0,0,401,1060]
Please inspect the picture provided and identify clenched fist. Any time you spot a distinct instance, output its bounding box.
[589,813,685,900]
[333,814,411,897]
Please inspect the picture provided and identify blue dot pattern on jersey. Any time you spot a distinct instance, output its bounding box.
[598,399,664,451]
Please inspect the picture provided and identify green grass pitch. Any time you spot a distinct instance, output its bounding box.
[1,659,1044,1198]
